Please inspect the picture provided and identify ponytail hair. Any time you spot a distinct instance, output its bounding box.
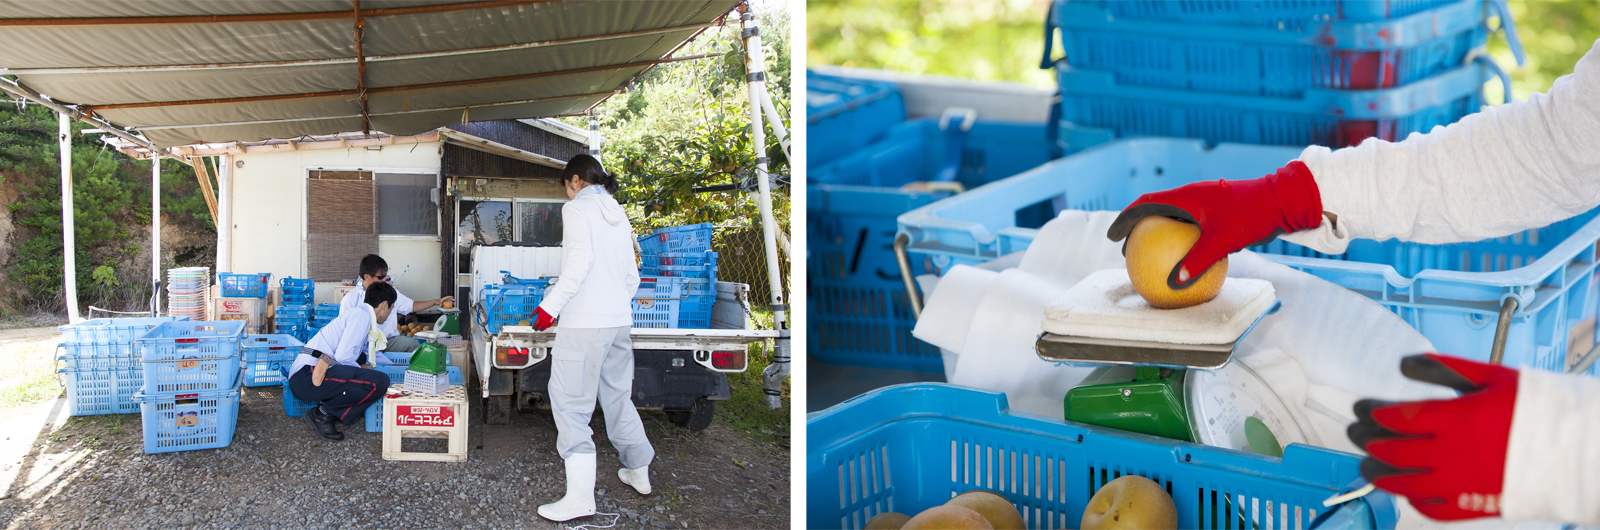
[564,154,620,195]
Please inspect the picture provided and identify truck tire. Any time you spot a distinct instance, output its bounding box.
[665,397,715,432]
[485,395,512,425]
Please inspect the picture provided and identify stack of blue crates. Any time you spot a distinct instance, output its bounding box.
[240,334,303,387]
[808,110,1061,372]
[131,320,245,454]
[56,317,184,416]
[275,304,312,342]
[1043,0,1524,152]
[638,223,717,328]
[280,276,313,305]
[808,72,905,168]
[309,303,339,339]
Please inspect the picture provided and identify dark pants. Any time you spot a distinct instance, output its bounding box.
[288,364,391,425]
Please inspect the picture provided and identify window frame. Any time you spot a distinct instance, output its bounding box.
[302,166,442,244]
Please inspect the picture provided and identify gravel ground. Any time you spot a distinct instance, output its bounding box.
[0,329,791,530]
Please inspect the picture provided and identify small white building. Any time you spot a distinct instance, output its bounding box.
[205,118,589,306]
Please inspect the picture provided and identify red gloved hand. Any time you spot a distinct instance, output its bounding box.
[532,307,556,331]
[1106,161,1324,289]
[1348,354,1519,521]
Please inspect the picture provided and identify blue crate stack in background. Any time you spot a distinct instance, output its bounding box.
[806,73,1062,373]
[309,303,339,340]
[131,320,245,454]
[1044,0,1524,153]
[638,223,717,329]
[275,276,315,342]
[56,317,185,416]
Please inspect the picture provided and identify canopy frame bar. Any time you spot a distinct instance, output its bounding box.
[0,22,720,76]
[132,89,618,131]
[0,0,554,26]
[84,54,720,111]
[353,0,370,134]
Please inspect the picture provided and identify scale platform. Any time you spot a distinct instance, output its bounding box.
[1035,300,1281,370]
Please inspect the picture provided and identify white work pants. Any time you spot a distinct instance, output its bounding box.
[548,326,654,469]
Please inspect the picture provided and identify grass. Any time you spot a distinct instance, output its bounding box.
[0,336,64,421]
[720,308,791,446]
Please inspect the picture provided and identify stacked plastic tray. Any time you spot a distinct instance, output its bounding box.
[1043,0,1523,151]
[807,116,1060,373]
[632,277,690,329]
[308,303,338,339]
[895,138,1600,376]
[281,276,314,306]
[276,304,313,342]
[240,334,304,387]
[807,71,906,168]
[477,280,548,334]
[218,272,270,298]
[637,223,714,255]
[131,320,245,454]
[166,267,210,320]
[56,317,184,416]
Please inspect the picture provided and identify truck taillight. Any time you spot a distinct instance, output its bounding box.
[496,347,528,366]
[711,350,745,370]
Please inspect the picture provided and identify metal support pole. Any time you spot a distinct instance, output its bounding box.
[216,155,232,274]
[587,112,601,157]
[741,3,789,409]
[151,153,162,317]
[59,112,80,322]
[759,89,790,158]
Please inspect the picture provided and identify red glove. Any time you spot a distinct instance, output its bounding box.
[532,307,556,331]
[1348,354,1519,521]
[1106,161,1323,289]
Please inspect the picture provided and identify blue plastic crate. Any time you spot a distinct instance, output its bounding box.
[1073,0,1461,25]
[1046,0,1522,98]
[643,263,719,280]
[280,276,315,294]
[57,341,139,371]
[59,368,142,416]
[897,137,1600,375]
[244,361,290,387]
[1055,58,1508,150]
[639,223,715,254]
[810,118,1064,189]
[279,365,315,418]
[135,321,244,395]
[633,277,688,329]
[683,277,716,296]
[808,72,906,167]
[640,251,718,269]
[276,304,313,320]
[477,281,548,334]
[282,293,313,306]
[241,334,304,364]
[315,303,341,317]
[217,272,270,298]
[58,316,185,344]
[808,384,1397,530]
[363,365,465,432]
[133,380,241,454]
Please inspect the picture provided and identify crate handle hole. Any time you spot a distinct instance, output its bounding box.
[1466,312,1491,329]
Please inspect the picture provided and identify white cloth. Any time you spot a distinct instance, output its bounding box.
[948,268,1090,418]
[548,326,654,469]
[1502,368,1600,524]
[1041,269,1276,344]
[339,284,415,339]
[290,304,377,376]
[1283,39,1600,254]
[538,188,641,328]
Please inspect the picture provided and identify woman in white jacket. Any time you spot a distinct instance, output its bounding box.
[531,154,651,522]
[1108,41,1600,524]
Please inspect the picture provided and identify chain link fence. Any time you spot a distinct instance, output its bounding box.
[713,228,791,311]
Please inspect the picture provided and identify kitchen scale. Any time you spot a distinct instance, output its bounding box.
[1039,299,1314,456]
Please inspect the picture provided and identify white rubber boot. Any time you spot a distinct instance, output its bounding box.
[538,452,597,521]
[618,465,651,495]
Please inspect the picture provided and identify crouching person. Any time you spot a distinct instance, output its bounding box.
[288,282,398,441]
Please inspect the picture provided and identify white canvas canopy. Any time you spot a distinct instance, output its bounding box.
[0,0,738,148]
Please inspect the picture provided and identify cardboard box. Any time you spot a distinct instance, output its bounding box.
[333,284,358,306]
[213,297,267,334]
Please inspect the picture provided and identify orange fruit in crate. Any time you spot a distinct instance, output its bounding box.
[903,505,992,530]
[1081,475,1177,530]
[1125,216,1227,309]
[946,491,1024,530]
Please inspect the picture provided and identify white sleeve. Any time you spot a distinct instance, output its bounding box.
[395,290,415,315]
[1501,368,1600,524]
[538,201,594,317]
[1282,39,1600,254]
[339,288,359,314]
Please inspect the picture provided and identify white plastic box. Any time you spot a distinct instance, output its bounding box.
[404,369,450,395]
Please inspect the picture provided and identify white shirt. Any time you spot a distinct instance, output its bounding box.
[339,283,415,338]
[288,303,376,376]
[1278,40,1600,524]
[537,186,640,328]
